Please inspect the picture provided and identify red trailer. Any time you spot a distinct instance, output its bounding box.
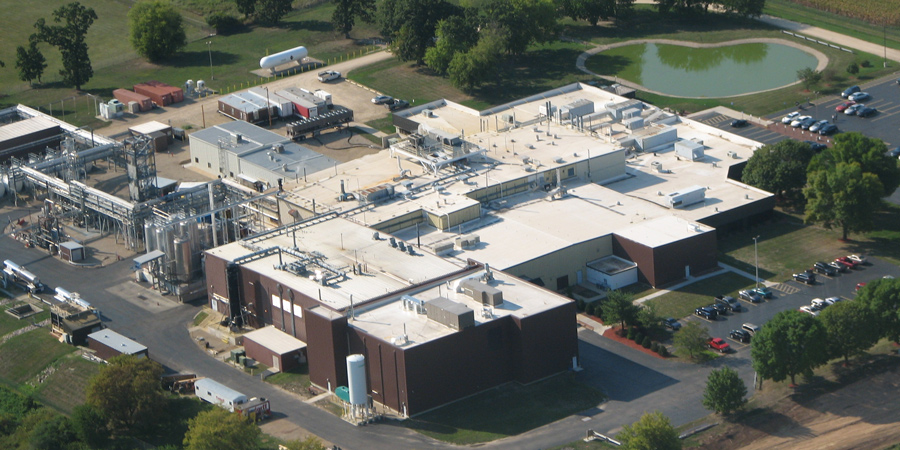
[113,89,153,112]
[134,81,184,106]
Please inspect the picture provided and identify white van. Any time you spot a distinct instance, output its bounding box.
[741,323,760,335]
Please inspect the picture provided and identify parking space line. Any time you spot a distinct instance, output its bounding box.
[772,283,800,294]
[726,338,750,348]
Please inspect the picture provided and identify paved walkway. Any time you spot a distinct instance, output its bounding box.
[756,15,900,63]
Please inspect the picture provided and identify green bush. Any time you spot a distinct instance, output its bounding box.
[616,328,627,338]
[642,336,652,348]
[626,328,635,340]
[658,346,669,357]
[861,60,872,68]
[651,341,660,352]
[205,13,242,35]
[634,332,644,343]
[575,298,585,312]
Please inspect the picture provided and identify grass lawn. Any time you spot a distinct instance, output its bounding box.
[34,354,102,414]
[402,373,605,445]
[0,1,381,128]
[265,364,311,392]
[0,329,75,384]
[0,307,48,337]
[645,272,757,320]
[192,311,208,327]
[764,0,900,52]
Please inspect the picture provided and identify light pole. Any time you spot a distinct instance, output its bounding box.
[206,41,214,80]
[753,235,760,290]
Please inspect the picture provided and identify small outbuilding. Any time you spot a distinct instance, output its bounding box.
[113,89,153,112]
[134,81,184,106]
[129,121,174,152]
[242,325,307,372]
[87,329,149,361]
[58,241,85,262]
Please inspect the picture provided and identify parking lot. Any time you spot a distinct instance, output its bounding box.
[696,74,900,150]
[679,256,900,354]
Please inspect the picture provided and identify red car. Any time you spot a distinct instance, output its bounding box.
[709,338,731,353]
[835,256,859,269]
[835,102,854,112]
[856,282,866,292]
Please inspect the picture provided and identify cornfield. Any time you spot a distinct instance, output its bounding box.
[791,0,900,26]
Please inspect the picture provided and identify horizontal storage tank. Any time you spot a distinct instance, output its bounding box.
[259,46,308,69]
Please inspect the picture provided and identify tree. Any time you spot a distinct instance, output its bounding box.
[15,40,47,85]
[128,1,187,63]
[847,62,860,76]
[818,300,879,364]
[380,0,461,63]
[477,0,558,55]
[29,415,76,450]
[751,310,828,385]
[332,0,376,38]
[796,67,822,91]
[617,411,681,450]
[702,366,747,416]
[808,132,900,197]
[558,0,618,26]
[804,162,883,240]
[447,24,505,90]
[71,404,109,448]
[34,2,97,90]
[183,407,261,450]
[254,0,292,25]
[636,302,664,337]
[602,289,639,329]
[854,278,900,342]
[424,16,478,74]
[235,0,257,19]
[85,354,166,434]
[673,321,710,360]
[741,139,816,203]
[281,436,328,450]
[719,0,765,16]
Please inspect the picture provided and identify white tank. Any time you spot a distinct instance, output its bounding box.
[259,46,308,69]
[346,354,366,406]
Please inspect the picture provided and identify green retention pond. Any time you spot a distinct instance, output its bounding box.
[589,42,819,98]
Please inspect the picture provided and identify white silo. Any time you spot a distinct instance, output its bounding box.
[346,354,367,407]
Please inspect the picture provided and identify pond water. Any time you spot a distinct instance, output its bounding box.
[595,43,819,97]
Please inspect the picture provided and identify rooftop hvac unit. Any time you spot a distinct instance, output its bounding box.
[422,109,434,117]
[425,297,475,330]
[433,242,454,256]
[501,114,514,124]
[454,234,480,250]
[459,279,503,306]
[273,143,284,153]
[650,161,664,173]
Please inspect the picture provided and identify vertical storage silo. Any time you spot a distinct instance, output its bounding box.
[346,354,367,409]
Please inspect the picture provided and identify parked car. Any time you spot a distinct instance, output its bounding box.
[799,117,818,130]
[663,318,682,330]
[741,323,761,335]
[709,302,730,315]
[371,95,393,105]
[811,298,828,310]
[709,337,731,353]
[791,115,812,127]
[751,287,773,299]
[845,103,865,115]
[695,306,717,320]
[824,296,842,305]
[835,256,859,269]
[804,141,827,152]
[799,305,819,316]
[793,272,816,284]
[858,106,878,117]
[715,295,740,311]
[835,102,854,112]
[849,92,871,102]
[856,282,867,292]
[842,85,861,98]
[739,289,763,303]
[730,119,748,127]
[813,261,837,276]
[782,111,801,124]
[386,99,410,111]
[889,147,900,158]
[316,70,341,82]
[818,124,838,136]
[829,260,848,273]
[809,120,829,132]
[729,329,752,343]
[848,254,867,265]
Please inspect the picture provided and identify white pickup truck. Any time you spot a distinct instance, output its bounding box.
[317,70,341,82]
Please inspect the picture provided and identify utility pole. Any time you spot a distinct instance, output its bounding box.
[753,235,760,290]
[206,41,214,80]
